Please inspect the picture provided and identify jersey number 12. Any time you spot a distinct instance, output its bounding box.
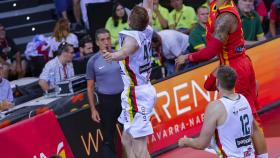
[240,114,250,135]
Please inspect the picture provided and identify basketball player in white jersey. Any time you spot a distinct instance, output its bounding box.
[178,66,268,158]
[102,0,155,157]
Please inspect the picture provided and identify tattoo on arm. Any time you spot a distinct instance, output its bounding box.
[213,12,237,43]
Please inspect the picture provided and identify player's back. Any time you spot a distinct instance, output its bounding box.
[211,94,255,158]
[118,26,153,87]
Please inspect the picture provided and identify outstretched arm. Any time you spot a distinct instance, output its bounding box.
[102,36,139,61]
[178,101,225,149]
[143,0,153,24]
[175,12,237,66]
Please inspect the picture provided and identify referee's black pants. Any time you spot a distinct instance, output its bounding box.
[97,92,122,158]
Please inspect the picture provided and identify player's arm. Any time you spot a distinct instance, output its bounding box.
[252,119,268,157]
[178,101,224,149]
[102,36,139,62]
[204,67,218,91]
[143,0,153,24]
[176,12,237,66]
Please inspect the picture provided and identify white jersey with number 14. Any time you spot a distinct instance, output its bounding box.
[118,25,153,87]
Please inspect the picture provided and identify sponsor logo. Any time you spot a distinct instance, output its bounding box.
[98,66,104,70]
[139,63,152,74]
[243,147,253,157]
[239,106,248,112]
[33,141,66,158]
[235,135,252,148]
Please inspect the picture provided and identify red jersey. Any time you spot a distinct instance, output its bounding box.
[207,0,246,65]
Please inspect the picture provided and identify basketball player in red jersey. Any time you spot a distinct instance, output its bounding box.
[175,0,267,157]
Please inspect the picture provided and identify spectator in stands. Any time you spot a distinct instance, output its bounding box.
[24,35,50,62]
[189,6,208,52]
[54,0,70,20]
[169,0,197,34]
[48,19,78,57]
[0,24,26,79]
[152,0,169,31]
[54,0,82,27]
[39,42,75,92]
[0,63,13,111]
[105,2,129,48]
[86,28,123,158]
[80,0,110,29]
[254,0,268,23]
[152,30,190,76]
[72,0,82,26]
[74,35,93,60]
[269,0,280,37]
[238,0,266,45]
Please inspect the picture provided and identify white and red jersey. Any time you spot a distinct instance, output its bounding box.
[211,94,255,158]
[118,25,153,87]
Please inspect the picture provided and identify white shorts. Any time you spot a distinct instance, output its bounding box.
[118,84,156,138]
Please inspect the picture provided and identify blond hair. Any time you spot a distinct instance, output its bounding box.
[52,18,70,42]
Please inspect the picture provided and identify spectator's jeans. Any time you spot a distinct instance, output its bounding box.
[164,59,195,76]
[265,27,280,38]
[164,60,176,76]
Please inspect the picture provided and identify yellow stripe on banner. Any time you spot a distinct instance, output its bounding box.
[126,87,134,122]
[122,60,133,86]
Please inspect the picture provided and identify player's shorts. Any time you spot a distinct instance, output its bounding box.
[118,84,157,138]
[229,55,262,125]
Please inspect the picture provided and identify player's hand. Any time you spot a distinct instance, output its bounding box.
[91,108,101,123]
[0,101,13,111]
[175,54,188,67]
[101,50,114,62]
[178,136,189,147]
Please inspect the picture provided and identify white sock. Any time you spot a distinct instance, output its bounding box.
[257,153,268,158]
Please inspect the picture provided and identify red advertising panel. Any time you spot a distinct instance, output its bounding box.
[0,110,74,158]
[148,38,280,153]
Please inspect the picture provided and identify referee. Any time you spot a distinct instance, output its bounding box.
[86,28,123,158]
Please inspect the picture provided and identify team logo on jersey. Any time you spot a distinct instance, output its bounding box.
[243,147,253,157]
[233,106,238,115]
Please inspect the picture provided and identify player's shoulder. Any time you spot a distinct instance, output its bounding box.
[217,12,237,21]
[206,100,224,114]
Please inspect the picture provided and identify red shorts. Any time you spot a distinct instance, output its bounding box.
[204,56,261,124]
[229,56,261,123]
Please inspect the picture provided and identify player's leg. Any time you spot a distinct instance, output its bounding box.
[233,57,267,156]
[122,131,136,158]
[252,119,267,155]
[248,62,268,156]
[132,136,150,158]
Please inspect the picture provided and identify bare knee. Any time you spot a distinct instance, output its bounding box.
[132,136,150,158]
[121,131,132,147]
